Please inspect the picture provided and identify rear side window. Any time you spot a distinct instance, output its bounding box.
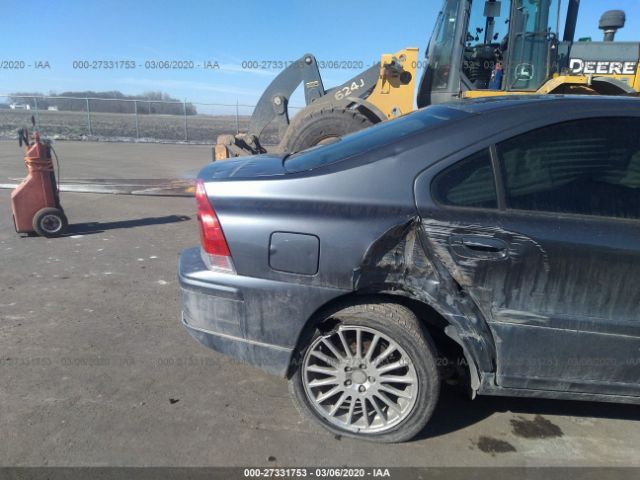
[284,106,469,173]
[497,117,640,220]
[432,149,497,208]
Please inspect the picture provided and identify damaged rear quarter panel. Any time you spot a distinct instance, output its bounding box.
[353,217,497,377]
[208,120,507,379]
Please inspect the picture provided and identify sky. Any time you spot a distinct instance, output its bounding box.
[1,0,639,109]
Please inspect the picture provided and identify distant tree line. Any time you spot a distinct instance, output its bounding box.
[7,91,197,115]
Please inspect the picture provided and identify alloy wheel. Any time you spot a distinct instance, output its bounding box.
[302,325,418,434]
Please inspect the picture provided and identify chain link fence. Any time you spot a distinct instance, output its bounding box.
[0,95,301,145]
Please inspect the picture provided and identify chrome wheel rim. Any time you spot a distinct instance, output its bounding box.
[302,325,418,434]
[41,214,62,233]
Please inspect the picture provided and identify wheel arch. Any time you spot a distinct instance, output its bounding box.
[307,95,389,123]
[286,290,486,396]
[345,97,388,124]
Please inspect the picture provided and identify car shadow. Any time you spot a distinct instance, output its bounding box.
[414,384,640,441]
[63,215,191,235]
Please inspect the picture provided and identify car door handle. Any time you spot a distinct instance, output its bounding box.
[449,235,509,260]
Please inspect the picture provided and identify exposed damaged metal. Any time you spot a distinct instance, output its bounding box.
[417,218,552,335]
[353,217,497,389]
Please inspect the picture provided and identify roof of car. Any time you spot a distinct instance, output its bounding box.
[442,94,640,114]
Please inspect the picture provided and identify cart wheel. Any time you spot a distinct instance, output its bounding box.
[32,207,68,237]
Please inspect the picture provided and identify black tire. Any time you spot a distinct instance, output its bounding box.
[289,300,440,443]
[32,207,68,237]
[280,107,374,153]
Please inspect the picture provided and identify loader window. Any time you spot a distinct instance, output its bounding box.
[428,0,463,90]
[463,0,512,89]
[506,0,559,90]
[497,117,640,220]
[284,106,469,173]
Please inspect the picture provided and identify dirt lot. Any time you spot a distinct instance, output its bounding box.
[1,141,640,467]
[0,109,280,144]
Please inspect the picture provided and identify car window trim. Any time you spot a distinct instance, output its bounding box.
[421,110,640,216]
[428,145,640,224]
[499,206,640,226]
[489,144,507,210]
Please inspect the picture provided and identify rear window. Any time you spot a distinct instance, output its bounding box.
[283,106,469,173]
[432,149,498,208]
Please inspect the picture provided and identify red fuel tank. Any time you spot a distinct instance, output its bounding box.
[11,132,66,235]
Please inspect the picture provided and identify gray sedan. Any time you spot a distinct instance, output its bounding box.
[179,95,640,442]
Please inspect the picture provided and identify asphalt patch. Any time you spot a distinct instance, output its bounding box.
[510,415,563,439]
[476,436,517,455]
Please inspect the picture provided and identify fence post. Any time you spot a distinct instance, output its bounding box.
[33,97,40,127]
[86,97,92,135]
[134,100,139,139]
[183,99,188,141]
[235,99,239,135]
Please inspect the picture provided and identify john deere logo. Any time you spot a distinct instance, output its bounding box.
[569,59,637,75]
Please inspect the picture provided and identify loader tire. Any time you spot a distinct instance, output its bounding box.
[280,107,375,154]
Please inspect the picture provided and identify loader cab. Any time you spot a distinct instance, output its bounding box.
[417,0,567,107]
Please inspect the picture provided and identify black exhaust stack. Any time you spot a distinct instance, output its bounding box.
[599,10,626,42]
[563,0,580,42]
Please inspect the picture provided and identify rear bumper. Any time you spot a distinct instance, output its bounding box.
[181,315,294,376]
[178,247,346,377]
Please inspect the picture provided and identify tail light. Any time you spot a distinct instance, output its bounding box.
[195,180,235,273]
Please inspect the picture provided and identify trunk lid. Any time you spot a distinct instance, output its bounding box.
[198,154,287,181]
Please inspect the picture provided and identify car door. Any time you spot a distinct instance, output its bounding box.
[416,116,640,397]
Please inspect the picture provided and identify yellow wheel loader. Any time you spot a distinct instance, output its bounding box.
[215,0,640,159]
